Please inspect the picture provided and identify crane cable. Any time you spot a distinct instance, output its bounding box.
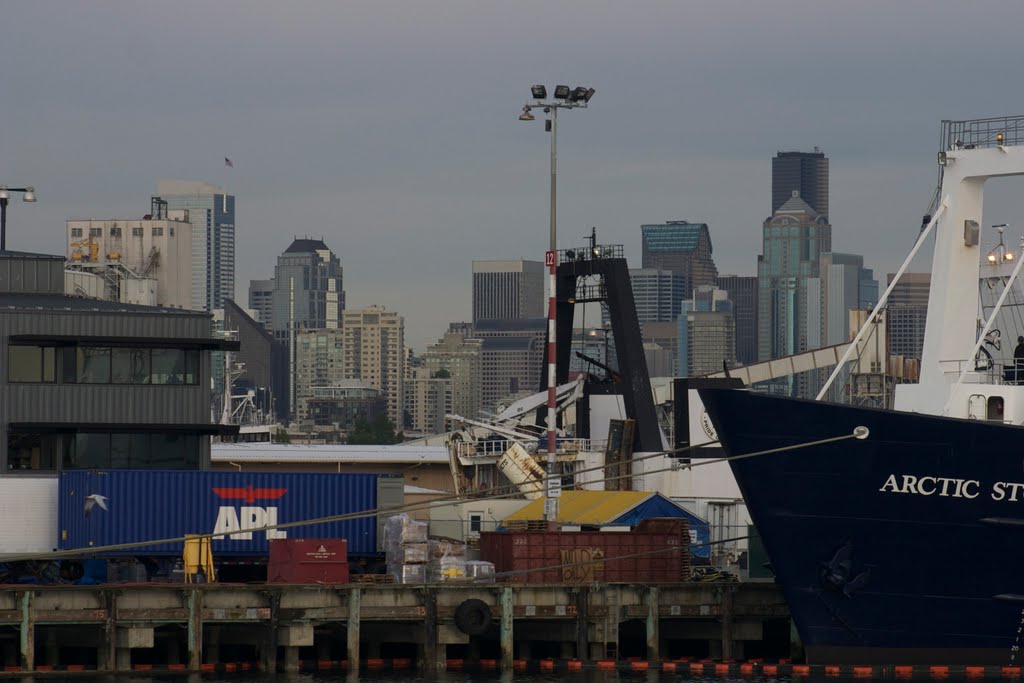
[2,427,868,563]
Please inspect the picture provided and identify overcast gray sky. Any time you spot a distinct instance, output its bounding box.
[5,1,1024,350]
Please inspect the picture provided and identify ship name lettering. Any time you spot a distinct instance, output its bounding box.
[990,482,1024,502]
[879,474,980,499]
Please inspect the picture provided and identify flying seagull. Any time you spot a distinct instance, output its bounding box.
[84,494,108,516]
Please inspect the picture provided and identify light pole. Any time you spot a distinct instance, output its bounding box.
[0,186,37,251]
[520,84,595,529]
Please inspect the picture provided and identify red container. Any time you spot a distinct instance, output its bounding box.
[267,538,349,584]
[480,520,689,584]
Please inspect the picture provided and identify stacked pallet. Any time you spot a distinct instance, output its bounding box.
[384,514,428,584]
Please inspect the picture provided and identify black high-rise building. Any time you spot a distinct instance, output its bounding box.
[772,150,829,218]
[715,274,758,366]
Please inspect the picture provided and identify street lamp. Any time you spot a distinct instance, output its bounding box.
[520,83,595,528]
[0,186,37,251]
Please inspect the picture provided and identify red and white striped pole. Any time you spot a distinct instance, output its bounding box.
[545,249,559,530]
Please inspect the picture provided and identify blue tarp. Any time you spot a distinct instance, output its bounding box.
[612,495,712,558]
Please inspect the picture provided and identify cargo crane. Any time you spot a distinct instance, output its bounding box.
[68,236,100,262]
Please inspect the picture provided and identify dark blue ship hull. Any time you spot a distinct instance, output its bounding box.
[699,387,1024,665]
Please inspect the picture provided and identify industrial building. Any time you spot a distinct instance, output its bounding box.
[1,251,237,473]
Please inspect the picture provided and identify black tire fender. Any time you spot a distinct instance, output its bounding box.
[453,598,492,636]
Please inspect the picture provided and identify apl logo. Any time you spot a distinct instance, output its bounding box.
[211,486,288,541]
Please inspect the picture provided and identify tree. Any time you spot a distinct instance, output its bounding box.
[347,415,401,445]
[272,428,291,444]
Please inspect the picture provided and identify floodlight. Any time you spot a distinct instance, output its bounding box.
[531,85,547,100]
[553,85,570,99]
[519,108,535,122]
[582,87,595,103]
[22,187,35,203]
[570,87,588,102]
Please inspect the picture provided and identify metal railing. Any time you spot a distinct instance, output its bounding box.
[453,438,607,459]
[937,358,1024,386]
[557,243,624,264]
[942,115,1024,150]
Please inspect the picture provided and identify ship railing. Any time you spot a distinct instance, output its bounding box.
[453,438,607,459]
[939,359,1024,386]
[942,115,1024,150]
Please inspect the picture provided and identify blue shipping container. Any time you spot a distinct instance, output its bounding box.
[58,470,396,557]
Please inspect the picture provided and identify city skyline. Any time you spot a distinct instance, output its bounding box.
[5,2,1024,350]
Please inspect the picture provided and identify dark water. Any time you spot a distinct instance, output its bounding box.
[0,673,965,683]
[2,674,783,683]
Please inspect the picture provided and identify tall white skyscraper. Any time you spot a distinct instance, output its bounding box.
[157,180,235,311]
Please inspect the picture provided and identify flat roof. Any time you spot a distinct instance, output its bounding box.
[0,293,206,316]
[211,443,450,464]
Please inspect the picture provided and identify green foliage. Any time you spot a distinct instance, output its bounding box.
[272,428,291,444]
[347,415,402,445]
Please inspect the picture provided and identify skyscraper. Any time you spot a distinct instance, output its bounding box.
[629,268,686,323]
[640,221,718,298]
[715,275,758,365]
[342,305,405,429]
[294,328,345,422]
[421,330,483,422]
[271,238,345,341]
[815,253,879,347]
[157,180,236,311]
[757,191,832,364]
[472,260,544,323]
[772,150,829,218]
[268,238,345,417]
[247,279,275,330]
[678,286,735,376]
[887,273,930,359]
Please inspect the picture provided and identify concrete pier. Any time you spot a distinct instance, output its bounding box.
[0,581,787,673]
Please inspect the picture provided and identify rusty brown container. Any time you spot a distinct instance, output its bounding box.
[267,538,349,584]
[480,522,688,584]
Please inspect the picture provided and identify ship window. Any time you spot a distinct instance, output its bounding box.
[988,396,1005,421]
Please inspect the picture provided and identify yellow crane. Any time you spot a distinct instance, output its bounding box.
[69,236,99,262]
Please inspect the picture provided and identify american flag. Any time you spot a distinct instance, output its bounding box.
[224,157,234,168]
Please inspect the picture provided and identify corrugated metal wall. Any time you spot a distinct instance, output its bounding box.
[0,308,214,468]
[58,470,395,557]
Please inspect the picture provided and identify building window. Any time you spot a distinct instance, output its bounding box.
[169,227,175,236]
[132,227,144,237]
[70,228,83,238]
[89,227,102,237]
[469,513,483,534]
[7,346,56,383]
[6,432,63,471]
[77,347,112,384]
[111,348,151,384]
[61,346,199,385]
[110,227,122,237]
[51,431,201,470]
[152,227,163,237]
